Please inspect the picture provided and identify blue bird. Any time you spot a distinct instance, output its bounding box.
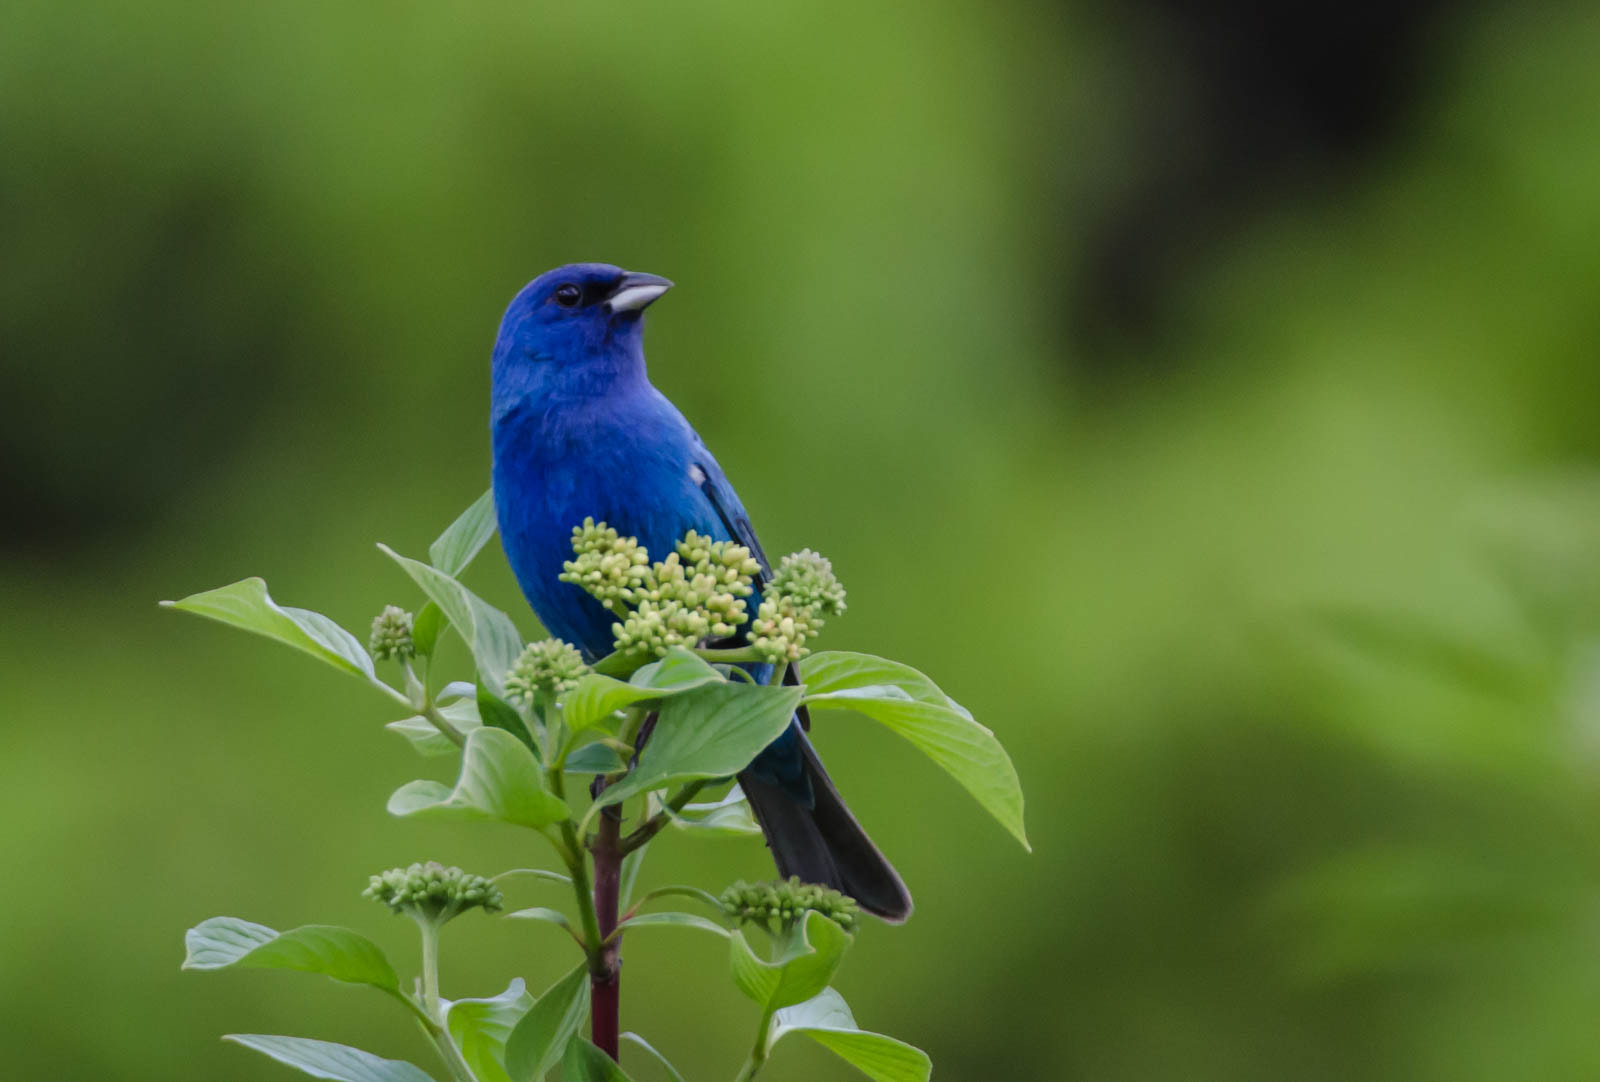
[490,263,911,921]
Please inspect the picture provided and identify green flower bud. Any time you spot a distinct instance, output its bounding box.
[363,861,503,924]
[369,605,415,661]
[769,549,847,622]
[504,638,590,702]
[749,595,819,663]
[719,876,858,935]
[559,518,652,607]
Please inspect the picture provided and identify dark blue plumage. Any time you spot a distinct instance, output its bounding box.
[489,263,910,920]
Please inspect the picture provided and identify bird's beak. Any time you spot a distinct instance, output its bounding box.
[605,271,674,314]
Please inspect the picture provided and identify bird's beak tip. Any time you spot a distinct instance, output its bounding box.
[607,271,674,314]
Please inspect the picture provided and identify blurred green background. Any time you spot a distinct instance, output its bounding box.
[7,1,1600,1078]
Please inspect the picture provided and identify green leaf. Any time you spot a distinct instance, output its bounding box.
[387,692,481,757]
[478,682,538,753]
[224,1035,437,1082]
[412,602,446,657]
[184,918,398,993]
[162,578,374,680]
[504,964,589,1082]
[563,647,725,730]
[618,842,646,911]
[728,910,851,1011]
[430,488,498,577]
[446,979,533,1082]
[506,907,581,943]
[387,727,569,830]
[767,988,931,1082]
[563,742,628,774]
[378,545,524,699]
[620,1033,687,1082]
[617,911,729,938]
[800,652,972,718]
[562,1038,636,1081]
[595,683,802,810]
[666,784,761,837]
[801,652,1028,851]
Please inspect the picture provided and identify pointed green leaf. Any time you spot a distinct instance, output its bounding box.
[506,907,581,943]
[378,545,523,699]
[446,978,533,1082]
[563,742,628,774]
[728,910,851,1011]
[619,842,646,911]
[387,727,569,830]
[563,648,725,730]
[767,988,930,1082]
[504,964,589,1081]
[801,653,1027,851]
[667,784,761,837]
[184,918,398,992]
[595,683,802,809]
[562,1037,636,1081]
[618,911,730,938]
[162,578,374,680]
[412,602,446,657]
[224,1035,437,1082]
[800,652,972,718]
[619,1033,686,1082]
[387,693,481,757]
[477,682,538,752]
[430,489,498,577]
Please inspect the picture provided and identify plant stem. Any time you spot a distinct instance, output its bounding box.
[413,920,478,1082]
[731,1008,774,1082]
[418,920,443,1018]
[695,646,765,664]
[426,1022,479,1082]
[550,771,607,959]
[620,779,709,853]
[589,809,624,1061]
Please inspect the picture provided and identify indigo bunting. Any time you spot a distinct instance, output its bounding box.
[490,263,911,921]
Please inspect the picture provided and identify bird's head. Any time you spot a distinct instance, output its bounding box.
[491,263,673,402]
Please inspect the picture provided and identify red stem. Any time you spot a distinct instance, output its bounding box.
[590,811,623,1060]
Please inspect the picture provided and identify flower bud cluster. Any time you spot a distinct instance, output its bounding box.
[504,638,590,702]
[369,605,415,661]
[749,550,847,664]
[720,876,859,935]
[363,862,502,924]
[563,521,763,658]
[559,519,651,608]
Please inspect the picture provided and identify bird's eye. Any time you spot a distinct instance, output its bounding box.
[554,283,582,307]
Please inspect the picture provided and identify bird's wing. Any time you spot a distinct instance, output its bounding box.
[688,433,771,580]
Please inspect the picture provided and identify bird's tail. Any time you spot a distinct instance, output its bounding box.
[739,732,913,923]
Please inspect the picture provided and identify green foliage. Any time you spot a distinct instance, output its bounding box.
[504,965,590,1081]
[728,911,851,1013]
[766,990,930,1082]
[620,1033,688,1082]
[563,1038,638,1081]
[591,683,804,813]
[162,578,375,681]
[224,1036,438,1082]
[378,545,524,701]
[168,505,1025,1081]
[445,980,532,1082]
[387,728,569,830]
[183,918,400,995]
[801,652,1029,850]
[563,649,725,731]
[429,490,499,579]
